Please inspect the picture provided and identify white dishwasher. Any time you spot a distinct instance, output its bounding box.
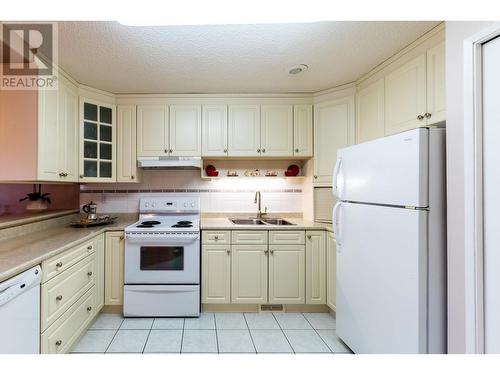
[0,265,41,354]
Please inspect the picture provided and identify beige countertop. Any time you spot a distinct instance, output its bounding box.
[201,216,334,233]
[0,209,80,230]
[0,214,137,283]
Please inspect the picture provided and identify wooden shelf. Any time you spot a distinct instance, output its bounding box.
[201,159,305,180]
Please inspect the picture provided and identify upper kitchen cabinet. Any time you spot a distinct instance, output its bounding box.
[0,74,79,182]
[137,105,169,156]
[169,105,202,156]
[356,78,385,144]
[202,104,228,157]
[79,98,116,182]
[228,105,261,157]
[117,105,140,183]
[260,105,293,157]
[293,104,313,157]
[313,96,355,186]
[426,42,446,124]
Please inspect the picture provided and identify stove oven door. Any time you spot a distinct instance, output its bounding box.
[125,233,200,284]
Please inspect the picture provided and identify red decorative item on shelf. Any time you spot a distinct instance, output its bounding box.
[285,164,300,176]
[205,164,219,177]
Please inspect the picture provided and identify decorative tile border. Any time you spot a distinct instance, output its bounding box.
[80,188,302,193]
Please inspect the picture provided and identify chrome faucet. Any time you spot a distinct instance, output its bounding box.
[254,191,267,219]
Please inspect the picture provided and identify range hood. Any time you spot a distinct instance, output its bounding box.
[137,157,202,169]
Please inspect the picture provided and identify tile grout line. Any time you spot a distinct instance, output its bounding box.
[180,318,186,354]
[273,313,296,354]
[242,313,257,354]
[104,316,124,353]
[141,320,154,354]
[301,313,334,354]
[214,313,220,354]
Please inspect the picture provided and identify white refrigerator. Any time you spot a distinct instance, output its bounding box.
[333,127,446,354]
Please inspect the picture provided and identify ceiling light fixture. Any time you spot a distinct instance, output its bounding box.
[288,64,309,75]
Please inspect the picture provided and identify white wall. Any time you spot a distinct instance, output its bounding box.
[446,21,495,354]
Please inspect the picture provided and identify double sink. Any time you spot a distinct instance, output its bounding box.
[229,218,296,226]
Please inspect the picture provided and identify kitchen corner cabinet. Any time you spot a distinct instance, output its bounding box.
[306,231,326,304]
[202,104,228,157]
[202,244,231,303]
[326,231,336,311]
[79,98,116,182]
[117,105,140,182]
[231,245,268,304]
[260,105,293,157]
[293,104,313,157]
[356,78,385,143]
[313,96,355,186]
[228,105,261,157]
[105,231,125,306]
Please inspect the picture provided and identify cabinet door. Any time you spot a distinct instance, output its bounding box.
[38,88,59,180]
[117,105,139,182]
[231,245,268,304]
[137,105,168,157]
[95,234,105,312]
[169,105,202,156]
[228,105,261,156]
[269,245,305,304]
[426,42,446,124]
[384,54,426,136]
[326,232,336,311]
[80,98,116,182]
[105,231,124,305]
[293,104,313,157]
[314,97,355,185]
[57,79,79,182]
[306,231,326,304]
[202,105,228,157]
[260,104,293,157]
[202,245,231,304]
[356,78,385,144]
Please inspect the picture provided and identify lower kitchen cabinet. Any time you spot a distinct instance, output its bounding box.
[202,245,231,304]
[269,245,305,304]
[306,231,327,304]
[105,231,125,305]
[231,245,268,304]
[95,234,105,311]
[326,231,336,311]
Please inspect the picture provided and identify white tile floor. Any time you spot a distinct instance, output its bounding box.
[72,312,353,354]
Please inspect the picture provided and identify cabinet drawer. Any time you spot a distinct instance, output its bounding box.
[41,254,96,331]
[41,286,96,354]
[202,231,231,245]
[269,231,305,245]
[42,238,95,283]
[232,231,267,245]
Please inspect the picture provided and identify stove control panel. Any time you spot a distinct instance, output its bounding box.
[140,197,200,213]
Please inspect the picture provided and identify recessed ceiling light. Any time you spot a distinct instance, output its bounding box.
[288,64,309,75]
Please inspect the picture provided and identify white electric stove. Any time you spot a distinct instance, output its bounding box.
[123,196,200,317]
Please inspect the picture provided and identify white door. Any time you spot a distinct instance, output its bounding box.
[305,231,326,304]
[260,105,293,157]
[293,104,313,157]
[384,54,427,135]
[228,105,261,157]
[202,104,228,157]
[335,128,432,207]
[269,245,305,304]
[201,245,231,304]
[169,105,202,156]
[336,202,429,353]
[426,42,446,124]
[231,245,268,304]
[482,35,500,353]
[117,105,138,182]
[313,97,355,185]
[137,105,168,157]
[356,78,385,143]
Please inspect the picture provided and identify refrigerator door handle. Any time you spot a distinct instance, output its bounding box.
[333,202,342,249]
[332,158,342,199]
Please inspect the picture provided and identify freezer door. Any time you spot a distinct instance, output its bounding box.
[335,202,433,354]
[334,128,429,207]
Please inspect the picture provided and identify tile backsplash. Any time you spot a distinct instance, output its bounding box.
[80,169,304,214]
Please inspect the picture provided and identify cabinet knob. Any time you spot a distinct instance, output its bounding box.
[56,262,63,268]
[295,148,299,153]
[79,174,84,179]
[120,235,124,240]
[262,148,266,153]
[131,175,135,180]
[169,149,173,153]
[223,149,227,153]
[307,235,312,239]
[417,114,424,121]
[59,172,65,177]
[264,249,269,255]
[424,112,432,118]
[314,175,318,179]
[164,149,168,153]
[270,249,274,255]
[87,271,93,276]
[226,249,231,255]
[214,235,219,240]
[56,295,63,301]
[87,245,93,250]
[55,340,62,346]
[257,148,261,153]
[87,306,92,312]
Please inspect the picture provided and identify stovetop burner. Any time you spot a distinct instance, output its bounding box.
[141,220,161,225]
[172,224,193,228]
[136,224,154,228]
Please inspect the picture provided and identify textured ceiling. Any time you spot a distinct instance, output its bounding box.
[57,21,440,94]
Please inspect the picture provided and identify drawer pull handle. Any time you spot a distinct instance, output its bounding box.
[264,250,269,255]
[425,112,432,118]
[56,262,63,268]
[295,148,299,153]
[56,295,63,301]
[307,235,312,239]
[270,249,274,255]
[226,249,231,255]
[87,245,93,250]
[87,271,93,276]
[120,235,124,241]
[55,340,62,346]
[214,235,219,240]
[87,306,92,312]
[417,114,424,121]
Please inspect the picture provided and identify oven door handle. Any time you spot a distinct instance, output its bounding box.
[125,233,200,243]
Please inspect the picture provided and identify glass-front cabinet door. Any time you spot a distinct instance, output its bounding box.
[80,97,116,182]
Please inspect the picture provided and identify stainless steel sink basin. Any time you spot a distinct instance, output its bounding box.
[229,218,267,225]
[262,219,296,226]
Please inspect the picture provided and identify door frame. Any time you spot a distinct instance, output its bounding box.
[463,22,500,354]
